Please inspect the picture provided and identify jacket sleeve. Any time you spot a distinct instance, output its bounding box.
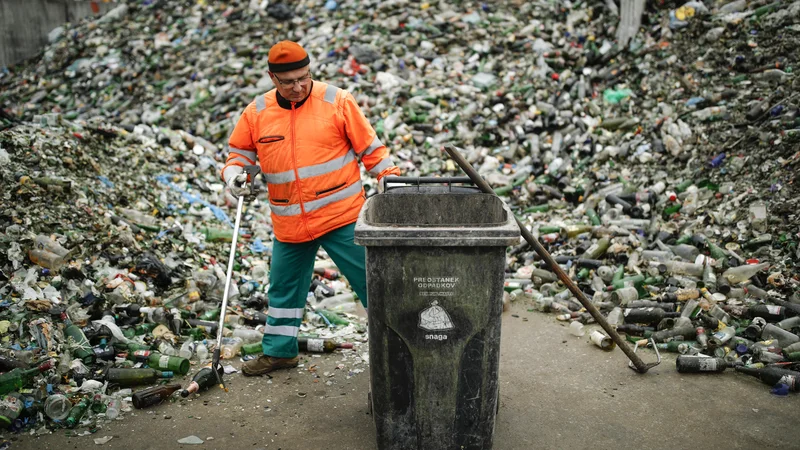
[340,92,401,181]
[222,105,259,182]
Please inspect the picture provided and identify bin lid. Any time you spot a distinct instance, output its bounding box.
[354,191,520,247]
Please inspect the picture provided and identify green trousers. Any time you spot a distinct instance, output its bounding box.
[262,223,367,358]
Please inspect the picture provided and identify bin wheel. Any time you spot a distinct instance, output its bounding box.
[367,391,372,415]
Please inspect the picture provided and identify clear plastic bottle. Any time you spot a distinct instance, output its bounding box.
[33,234,71,257]
[220,337,244,359]
[761,324,800,347]
[232,328,263,344]
[664,260,704,277]
[722,262,770,285]
[118,208,158,227]
[28,249,65,270]
[178,339,195,360]
[105,396,121,420]
[777,316,800,331]
[316,292,357,313]
[157,340,177,357]
[606,307,623,328]
[691,106,727,120]
[195,341,209,361]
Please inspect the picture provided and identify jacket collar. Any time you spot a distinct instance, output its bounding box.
[276,81,313,110]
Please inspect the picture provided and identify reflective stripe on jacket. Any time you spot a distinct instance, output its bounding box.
[223,81,400,243]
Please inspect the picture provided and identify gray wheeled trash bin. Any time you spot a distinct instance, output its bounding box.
[354,177,520,450]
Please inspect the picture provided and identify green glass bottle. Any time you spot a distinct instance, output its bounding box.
[538,226,561,235]
[63,314,95,365]
[562,225,593,239]
[184,327,207,341]
[707,242,727,261]
[611,275,645,290]
[106,368,174,387]
[199,227,232,243]
[642,274,663,284]
[524,204,549,214]
[240,342,264,356]
[90,394,107,414]
[656,340,698,353]
[612,265,625,283]
[663,204,682,217]
[65,397,91,428]
[583,237,610,260]
[585,208,601,226]
[316,310,349,326]
[675,179,694,193]
[199,308,221,321]
[135,322,157,336]
[117,342,152,352]
[144,351,190,375]
[0,361,53,396]
[180,366,224,398]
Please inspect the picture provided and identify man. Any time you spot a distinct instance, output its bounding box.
[221,40,400,376]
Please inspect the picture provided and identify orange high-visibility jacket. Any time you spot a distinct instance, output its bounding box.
[222,81,400,243]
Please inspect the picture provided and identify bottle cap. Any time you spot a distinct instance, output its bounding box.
[161,371,174,378]
[732,343,748,355]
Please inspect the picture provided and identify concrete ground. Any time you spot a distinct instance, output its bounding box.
[10,298,800,450]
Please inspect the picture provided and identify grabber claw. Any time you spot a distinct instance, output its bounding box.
[628,338,662,373]
[213,164,261,392]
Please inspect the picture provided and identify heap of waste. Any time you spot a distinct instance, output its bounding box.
[0,0,799,434]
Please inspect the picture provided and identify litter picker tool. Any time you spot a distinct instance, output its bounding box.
[444,144,660,373]
[213,165,262,390]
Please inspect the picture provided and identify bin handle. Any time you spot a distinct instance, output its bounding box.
[382,176,474,192]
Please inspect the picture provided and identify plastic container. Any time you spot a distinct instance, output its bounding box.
[569,321,586,337]
[355,178,519,450]
[44,393,71,421]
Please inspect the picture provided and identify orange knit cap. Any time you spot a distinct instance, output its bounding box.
[268,41,310,73]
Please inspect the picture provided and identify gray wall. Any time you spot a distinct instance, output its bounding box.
[0,0,114,68]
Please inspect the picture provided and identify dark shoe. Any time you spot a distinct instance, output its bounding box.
[242,355,299,376]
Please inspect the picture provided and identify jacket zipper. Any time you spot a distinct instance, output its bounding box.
[290,103,314,241]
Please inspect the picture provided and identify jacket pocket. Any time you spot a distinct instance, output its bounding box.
[315,182,346,197]
[257,135,285,144]
[271,198,290,204]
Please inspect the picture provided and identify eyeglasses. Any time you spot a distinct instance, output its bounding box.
[273,72,312,87]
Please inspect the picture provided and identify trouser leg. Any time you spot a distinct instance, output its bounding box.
[263,238,318,358]
[318,223,369,308]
